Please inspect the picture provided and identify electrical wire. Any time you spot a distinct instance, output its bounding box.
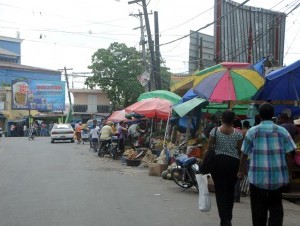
[221,0,300,62]
[159,0,250,46]
[172,0,300,68]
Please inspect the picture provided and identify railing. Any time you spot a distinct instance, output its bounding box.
[97,105,111,113]
[73,104,110,113]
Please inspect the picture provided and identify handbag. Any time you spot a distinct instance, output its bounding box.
[294,151,300,167]
[196,174,211,212]
[200,127,217,174]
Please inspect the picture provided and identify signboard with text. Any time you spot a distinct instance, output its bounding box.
[11,79,65,111]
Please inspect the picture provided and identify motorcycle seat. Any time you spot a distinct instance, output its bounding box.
[182,157,197,167]
[111,136,119,143]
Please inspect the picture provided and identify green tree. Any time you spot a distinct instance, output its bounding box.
[160,65,172,90]
[85,42,172,109]
[85,42,144,109]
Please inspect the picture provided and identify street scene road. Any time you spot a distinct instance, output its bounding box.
[0,137,299,226]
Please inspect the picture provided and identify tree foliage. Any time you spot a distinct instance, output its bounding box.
[85,42,144,109]
[85,42,172,110]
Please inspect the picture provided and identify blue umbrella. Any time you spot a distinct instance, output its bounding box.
[252,60,300,116]
[180,88,198,103]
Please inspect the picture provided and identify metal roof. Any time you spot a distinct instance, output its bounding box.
[0,62,61,74]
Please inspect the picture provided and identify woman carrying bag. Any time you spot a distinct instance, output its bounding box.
[205,110,243,226]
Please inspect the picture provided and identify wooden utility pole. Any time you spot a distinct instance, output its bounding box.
[154,11,161,90]
[128,0,156,91]
[58,67,73,122]
[130,11,150,91]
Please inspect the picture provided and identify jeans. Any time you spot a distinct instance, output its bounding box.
[249,184,283,226]
[211,154,240,226]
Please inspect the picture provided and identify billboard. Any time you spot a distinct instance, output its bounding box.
[189,31,215,73]
[214,0,286,65]
[11,79,65,111]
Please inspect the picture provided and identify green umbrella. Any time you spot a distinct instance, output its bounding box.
[173,98,209,117]
[138,90,181,104]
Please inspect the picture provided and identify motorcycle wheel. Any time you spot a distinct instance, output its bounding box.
[98,146,105,157]
[110,146,117,159]
[171,168,193,189]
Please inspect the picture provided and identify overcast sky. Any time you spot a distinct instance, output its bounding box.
[0,0,299,87]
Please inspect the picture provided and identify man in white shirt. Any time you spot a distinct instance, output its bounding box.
[128,123,144,147]
[98,121,114,157]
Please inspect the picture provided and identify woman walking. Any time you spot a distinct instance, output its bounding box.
[206,110,243,226]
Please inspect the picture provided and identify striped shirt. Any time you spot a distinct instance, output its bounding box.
[210,127,243,159]
[242,120,296,190]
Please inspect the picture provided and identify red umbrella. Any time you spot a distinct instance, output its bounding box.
[125,98,172,120]
[107,110,128,123]
[107,109,144,122]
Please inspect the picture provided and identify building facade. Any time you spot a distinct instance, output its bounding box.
[0,36,21,64]
[69,88,111,123]
[0,36,63,136]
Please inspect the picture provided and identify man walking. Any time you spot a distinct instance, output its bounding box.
[238,102,296,226]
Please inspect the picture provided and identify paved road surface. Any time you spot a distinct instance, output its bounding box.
[0,137,299,226]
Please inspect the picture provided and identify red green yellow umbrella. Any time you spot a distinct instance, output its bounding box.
[193,62,265,102]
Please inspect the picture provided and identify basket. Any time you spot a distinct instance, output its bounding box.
[126,158,141,167]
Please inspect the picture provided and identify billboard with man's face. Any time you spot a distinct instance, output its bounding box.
[11,79,65,111]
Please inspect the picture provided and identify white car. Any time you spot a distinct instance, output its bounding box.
[50,123,75,143]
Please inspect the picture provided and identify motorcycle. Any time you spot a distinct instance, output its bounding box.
[28,128,35,141]
[98,136,122,159]
[171,153,200,191]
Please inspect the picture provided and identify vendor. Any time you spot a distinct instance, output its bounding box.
[117,121,127,154]
[128,123,145,147]
[278,113,298,140]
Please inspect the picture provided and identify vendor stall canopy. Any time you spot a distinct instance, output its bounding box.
[125,97,171,120]
[107,109,144,123]
[173,98,209,117]
[138,90,181,104]
[252,60,300,116]
[253,60,300,101]
[192,62,265,102]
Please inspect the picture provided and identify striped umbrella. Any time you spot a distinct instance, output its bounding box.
[193,62,265,102]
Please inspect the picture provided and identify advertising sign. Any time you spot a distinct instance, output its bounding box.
[11,79,65,111]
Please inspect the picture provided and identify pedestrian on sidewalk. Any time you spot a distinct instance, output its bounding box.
[238,102,296,226]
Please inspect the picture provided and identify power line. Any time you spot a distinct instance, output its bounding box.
[222,0,300,62]
[159,0,250,46]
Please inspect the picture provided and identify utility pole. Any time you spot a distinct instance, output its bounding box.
[58,67,73,123]
[154,11,161,90]
[128,0,157,91]
[130,10,150,91]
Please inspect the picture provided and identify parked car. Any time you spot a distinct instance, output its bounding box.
[50,123,75,143]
